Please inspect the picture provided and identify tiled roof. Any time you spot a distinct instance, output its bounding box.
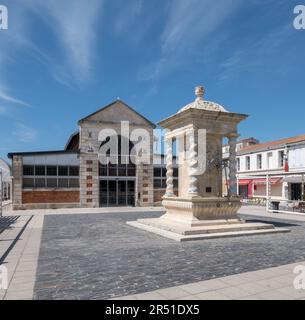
[238,134,305,154]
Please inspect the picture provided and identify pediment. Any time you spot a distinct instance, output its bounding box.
[79,100,155,128]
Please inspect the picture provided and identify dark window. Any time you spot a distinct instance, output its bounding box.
[35,178,46,188]
[118,164,127,177]
[162,168,167,177]
[58,178,69,188]
[69,166,79,176]
[23,178,34,188]
[154,167,161,177]
[69,178,79,188]
[161,179,167,189]
[47,166,57,176]
[47,178,57,188]
[23,166,34,176]
[173,179,178,189]
[173,168,178,177]
[154,179,162,188]
[58,166,69,176]
[127,165,136,177]
[35,166,45,176]
[99,165,107,176]
[109,165,117,176]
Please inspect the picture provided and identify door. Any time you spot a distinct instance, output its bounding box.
[239,185,249,199]
[99,180,135,207]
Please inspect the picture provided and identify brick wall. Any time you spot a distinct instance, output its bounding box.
[22,191,80,204]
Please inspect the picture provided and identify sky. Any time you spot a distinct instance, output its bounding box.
[0,0,305,162]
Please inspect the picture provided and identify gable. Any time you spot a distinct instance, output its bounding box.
[79,100,155,128]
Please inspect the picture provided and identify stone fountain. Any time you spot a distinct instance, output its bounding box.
[127,86,289,241]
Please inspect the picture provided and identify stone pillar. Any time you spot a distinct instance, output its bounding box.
[12,155,23,210]
[188,129,199,196]
[80,153,99,208]
[228,133,239,196]
[165,137,175,197]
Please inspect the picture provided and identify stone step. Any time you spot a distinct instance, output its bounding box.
[183,223,275,236]
[127,220,290,242]
[137,218,275,236]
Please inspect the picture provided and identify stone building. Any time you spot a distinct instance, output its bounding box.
[0,158,11,201]
[8,100,178,210]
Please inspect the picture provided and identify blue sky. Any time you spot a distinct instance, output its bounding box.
[0,0,305,161]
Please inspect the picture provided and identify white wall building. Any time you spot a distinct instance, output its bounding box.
[236,134,305,206]
[0,158,11,201]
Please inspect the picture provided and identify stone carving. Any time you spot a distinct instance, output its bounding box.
[165,138,174,197]
[179,85,228,113]
[188,129,199,196]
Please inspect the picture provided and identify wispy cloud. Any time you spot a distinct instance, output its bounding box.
[218,24,293,82]
[161,0,242,54]
[139,0,243,81]
[13,123,38,143]
[25,0,103,86]
[114,0,143,34]
[0,88,29,107]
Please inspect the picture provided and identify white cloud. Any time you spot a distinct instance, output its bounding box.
[161,0,242,54]
[114,0,143,34]
[139,0,243,81]
[0,88,29,106]
[28,0,104,86]
[13,123,37,143]
[218,24,293,82]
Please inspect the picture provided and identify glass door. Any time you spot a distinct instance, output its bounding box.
[118,180,127,206]
[99,180,135,207]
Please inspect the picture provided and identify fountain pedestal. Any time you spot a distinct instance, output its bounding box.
[128,86,289,241]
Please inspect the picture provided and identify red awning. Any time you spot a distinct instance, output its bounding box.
[238,179,252,186]
[252,178,282,185]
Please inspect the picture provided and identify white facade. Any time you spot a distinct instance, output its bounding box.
[236,137,305,204]
[0,158,12,201]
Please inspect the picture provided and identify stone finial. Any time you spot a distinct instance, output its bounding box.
[195,86,205,99]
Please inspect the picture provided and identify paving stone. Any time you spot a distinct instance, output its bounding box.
[33,212,305,300]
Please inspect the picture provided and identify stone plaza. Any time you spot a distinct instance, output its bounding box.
[1,205,305,300]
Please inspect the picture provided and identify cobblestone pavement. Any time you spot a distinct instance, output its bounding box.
[34,211,305,300]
